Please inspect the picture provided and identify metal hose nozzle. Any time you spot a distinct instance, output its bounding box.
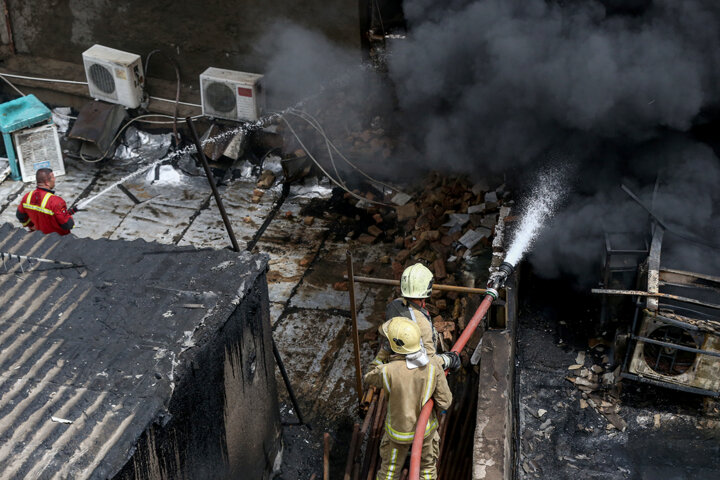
[488,261,515,289]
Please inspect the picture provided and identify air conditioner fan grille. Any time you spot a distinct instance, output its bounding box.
[89,63,116,95]
[205,82,236,113]
[642,326,697,376]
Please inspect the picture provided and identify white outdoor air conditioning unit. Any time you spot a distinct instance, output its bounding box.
[82,45,144,109]
[200,67,264,122]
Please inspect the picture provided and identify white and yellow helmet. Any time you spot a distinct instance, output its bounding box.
[400,263,434,298]
[382,317,422,355]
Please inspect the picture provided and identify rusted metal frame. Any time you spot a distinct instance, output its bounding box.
[646,226,664,312]
[654,313,701,331]
[185,117,240,252]
[347,274,488,295]
[620,371,720,398]
[591,288,720,311]
[621,300,644,375]
[346,251,364,405]
[659,268,720,293]
[1,0,14,55]
[659,303,720,321]
[631,334,720,359]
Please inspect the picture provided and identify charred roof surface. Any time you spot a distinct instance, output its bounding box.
[0,223,267,479]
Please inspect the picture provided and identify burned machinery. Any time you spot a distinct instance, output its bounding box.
[594,225,720,398]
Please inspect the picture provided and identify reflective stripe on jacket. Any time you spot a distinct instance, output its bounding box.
[365,355,452,444]
[23,191,55,215]
[16,188,74,236]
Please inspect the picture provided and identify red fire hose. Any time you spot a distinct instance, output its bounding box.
[408,289,498,479]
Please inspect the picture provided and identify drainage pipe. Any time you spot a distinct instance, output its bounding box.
[408,261,514,480]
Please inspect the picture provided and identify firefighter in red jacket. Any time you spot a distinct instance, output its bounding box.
[16,168,77,236]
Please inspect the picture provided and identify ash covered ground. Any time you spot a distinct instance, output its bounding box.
[516,270,720,479]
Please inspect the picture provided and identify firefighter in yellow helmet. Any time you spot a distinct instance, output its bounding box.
[371,263,460,371]
[364,317,452,480]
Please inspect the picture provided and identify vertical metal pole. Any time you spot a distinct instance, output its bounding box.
[346,251,364,404]
[272,337,306,427]
[185,117,240,252]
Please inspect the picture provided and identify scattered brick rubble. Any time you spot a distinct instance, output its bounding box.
[565,345,627,432]
[333,172,514,351]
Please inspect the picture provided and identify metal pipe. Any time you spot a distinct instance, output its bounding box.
[323,432,331,480]
[344,423,361,480]
[272,337,307,428]
[347,274,488,295]
[347,251,364,404]
[361,393,385,479]
[409,262,513,480]
[360,391,380,435]
[591,288,720,310]
[246,183,290,252]
[631,334,720,359]
[185,117,240,252]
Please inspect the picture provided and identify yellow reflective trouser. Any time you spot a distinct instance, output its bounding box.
[375,430,439,480]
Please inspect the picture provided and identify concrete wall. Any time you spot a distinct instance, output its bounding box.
[1,0,360,81]
[112,271,282,480]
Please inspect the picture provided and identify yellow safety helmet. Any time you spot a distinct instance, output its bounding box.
[382,317,422,355]
[400,263,434,298]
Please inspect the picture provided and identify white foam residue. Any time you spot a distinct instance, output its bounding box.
[145,165,183,185]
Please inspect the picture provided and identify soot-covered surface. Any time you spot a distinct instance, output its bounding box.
[516,272,720,480]
[0,223,279,479]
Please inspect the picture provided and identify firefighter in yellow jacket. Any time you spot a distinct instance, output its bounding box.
[371,263,460,372]
[364,316,452,480]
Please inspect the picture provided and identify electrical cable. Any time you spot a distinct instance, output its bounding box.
[78,113,185,163]
[0,73,25,96]
[281,115,396,207]
[143,50,181,144]
[0,72,199,107]
[0,72,87,85]
[286,108,408,197]
[292,109,349,191]
[149,96,201,108]
[126,113,202,124]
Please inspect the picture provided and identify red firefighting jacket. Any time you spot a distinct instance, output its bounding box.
[16,188,74,236]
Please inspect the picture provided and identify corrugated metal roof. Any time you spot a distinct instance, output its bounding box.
[0,223,266,479]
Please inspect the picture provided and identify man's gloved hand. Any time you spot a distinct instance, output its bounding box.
[68,206,81,215]
[439,351,461,371]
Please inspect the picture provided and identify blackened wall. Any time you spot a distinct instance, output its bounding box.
[112,270,281,480]
[1,0,359,81]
